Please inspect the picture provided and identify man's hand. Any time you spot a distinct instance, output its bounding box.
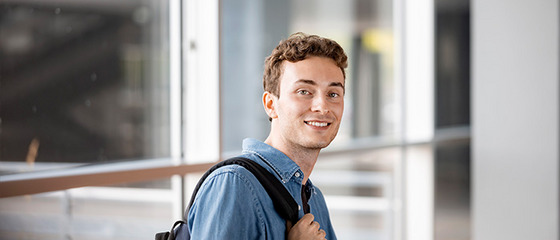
[287,213,327,240]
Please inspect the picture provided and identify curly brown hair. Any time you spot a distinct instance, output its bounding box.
[263,32,348,97]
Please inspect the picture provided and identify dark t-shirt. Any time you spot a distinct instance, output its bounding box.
[301,184,312,214]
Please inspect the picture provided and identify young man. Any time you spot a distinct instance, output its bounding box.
[187,32,347,239]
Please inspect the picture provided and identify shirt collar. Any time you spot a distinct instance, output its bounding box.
[241,138,301,183]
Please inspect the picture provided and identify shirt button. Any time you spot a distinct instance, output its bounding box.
[298,205,301,210]
[295,172,301,178]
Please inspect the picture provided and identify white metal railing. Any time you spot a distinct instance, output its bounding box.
[0,126,469,199]
[0,159,215,198]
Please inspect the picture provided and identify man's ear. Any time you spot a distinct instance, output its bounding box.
[263,91,278,120]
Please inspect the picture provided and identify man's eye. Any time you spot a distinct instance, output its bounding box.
[298,90,310,95]
[329,92,340,98]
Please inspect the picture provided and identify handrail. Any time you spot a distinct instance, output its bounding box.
[0,161,215,198]
[0,126,470,198]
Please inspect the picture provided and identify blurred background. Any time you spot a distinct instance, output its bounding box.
[0,0,557,240]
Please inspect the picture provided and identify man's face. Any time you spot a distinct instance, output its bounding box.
[267,56,345,150]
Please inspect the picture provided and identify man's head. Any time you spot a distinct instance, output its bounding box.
[262,33,348,150]
[263,32,348,98]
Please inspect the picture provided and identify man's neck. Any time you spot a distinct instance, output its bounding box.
[264,137,320,184]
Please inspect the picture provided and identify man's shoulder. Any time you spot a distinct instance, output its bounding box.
[201,156,266,188]
[210,154,264,174]
[204,163,255,182]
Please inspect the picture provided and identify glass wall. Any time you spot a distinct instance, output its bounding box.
[0,0,472,239]
[0,179,175,239]
[434,0,471,239]
[0,1,175,239]
[0,0,171,174]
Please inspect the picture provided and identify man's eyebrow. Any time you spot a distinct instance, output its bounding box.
[295,79,345,90]
[329,82,345,90]
[295,79,317,85]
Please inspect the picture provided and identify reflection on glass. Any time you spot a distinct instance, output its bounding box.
[0,1,170,174]
[314,147,399,240]
[434,141,470,240]
[434,0,471,239]
[0,179,173,239]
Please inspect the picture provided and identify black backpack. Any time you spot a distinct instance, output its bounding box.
[155,157,299,240]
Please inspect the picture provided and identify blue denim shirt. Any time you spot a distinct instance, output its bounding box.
[187,138,337,239]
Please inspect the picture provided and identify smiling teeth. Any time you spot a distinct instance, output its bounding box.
[307,121,328,127]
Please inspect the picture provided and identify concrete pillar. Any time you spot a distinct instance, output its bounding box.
[472,0,559,239]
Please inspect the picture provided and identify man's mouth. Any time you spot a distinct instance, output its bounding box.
[305,121,330,127]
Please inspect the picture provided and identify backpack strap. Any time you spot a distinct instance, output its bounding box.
[185,157,299,224]
[154,157,300,239]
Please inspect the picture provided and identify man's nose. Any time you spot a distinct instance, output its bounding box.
[311,95,329,114]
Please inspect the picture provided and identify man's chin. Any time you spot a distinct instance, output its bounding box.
[303,139,334,150]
